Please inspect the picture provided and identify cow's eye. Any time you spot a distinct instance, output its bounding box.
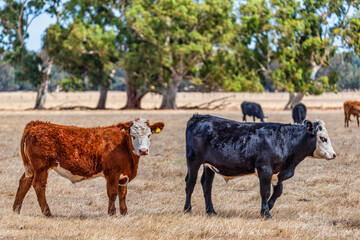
[148,135,151,138]
[132,135,135,140]
[320,136,327,143]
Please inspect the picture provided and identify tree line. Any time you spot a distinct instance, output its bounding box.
[0,0,360,110]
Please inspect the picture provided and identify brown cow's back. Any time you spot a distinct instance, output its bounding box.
[23,121,134,180]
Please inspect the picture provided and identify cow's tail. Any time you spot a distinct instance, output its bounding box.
[20,128,33,178]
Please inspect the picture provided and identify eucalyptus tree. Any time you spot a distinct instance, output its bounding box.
[273,0,357,109]
[44,0,121,109]
[44,21,119,109]
[122,39,166,109]
[0,0,60,109]
[235,0,356,109]
[344,10,360,57]
[126,0,235,109]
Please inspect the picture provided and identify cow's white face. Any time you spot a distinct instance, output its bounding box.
[128,118,164,156]
[312,120,336,160]
[130,119,152,156]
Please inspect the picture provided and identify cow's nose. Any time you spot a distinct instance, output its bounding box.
[139,148,149,155]
[333,153,336,159]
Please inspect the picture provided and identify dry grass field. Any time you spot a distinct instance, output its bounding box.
[0,92,360,239]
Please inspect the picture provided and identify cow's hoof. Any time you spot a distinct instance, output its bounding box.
[108,209,117,217]
[261,213,272,220]
[13,206,21,214]
[43,212,53,218]
[206,210,217,216]
[184,205,192,213]
[120,208,127,215]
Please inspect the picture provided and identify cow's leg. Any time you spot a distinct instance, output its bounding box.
[106,175,119,216]
[253,116,256,122]
[32,170,52,217]
[268,182,283,211]
[201,166,216,215]
[118,185,127,215]
[344,114,348,127]
[268,169,294,211]
[357,116,359,127]
[243,115,246,122]
[13,173,34,214]
[184,161,201,213]
[257,167,272,219]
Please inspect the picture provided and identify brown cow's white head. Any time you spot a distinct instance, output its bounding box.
[120,118,164,156]
[306,120,336,160]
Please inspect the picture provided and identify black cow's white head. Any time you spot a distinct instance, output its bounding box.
[119,118,165,156]
[305,120,336,160]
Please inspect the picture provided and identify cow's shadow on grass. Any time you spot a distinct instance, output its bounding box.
[182,209,261,220]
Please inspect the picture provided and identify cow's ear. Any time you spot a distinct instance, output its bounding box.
[117,121,133,132]
[314,119,324,132]
[150,122,165,134]
[304,120,313,133]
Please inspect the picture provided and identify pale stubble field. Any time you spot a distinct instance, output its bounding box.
[0,92,360,239]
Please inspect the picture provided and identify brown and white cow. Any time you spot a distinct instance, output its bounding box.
[13,118,164,217]
[344,100,360,127]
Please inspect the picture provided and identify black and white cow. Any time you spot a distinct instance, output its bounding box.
[184,114,336,219]
[292,103,307,124]
[241,101,266,122]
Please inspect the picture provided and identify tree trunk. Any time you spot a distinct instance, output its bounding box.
[123,71,147,109]
[160,76,180,109]
[34,78,49,110]
[310,64,322,81]
[96,84,108,109]
[284,92,304,110]
[34,61,52,110]
[96,68,114,110]
[123,91,145,109]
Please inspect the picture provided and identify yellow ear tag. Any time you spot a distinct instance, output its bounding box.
[156,127,161,133]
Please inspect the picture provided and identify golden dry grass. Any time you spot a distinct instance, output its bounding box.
[0,92,360,239]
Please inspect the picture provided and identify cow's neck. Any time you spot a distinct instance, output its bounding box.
[125,134,140,181]
[286,127,317,167]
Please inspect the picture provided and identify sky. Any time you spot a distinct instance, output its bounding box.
[26,14,56,51]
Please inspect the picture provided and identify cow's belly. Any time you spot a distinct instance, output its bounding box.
[52,165,104,183]
[204,163,256,181]
[204,163,279,185]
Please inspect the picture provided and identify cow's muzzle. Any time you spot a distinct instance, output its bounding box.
[139,148,149,155]
[328,153,336,160]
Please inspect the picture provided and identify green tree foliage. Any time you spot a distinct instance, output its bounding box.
[126,0,235,109]
[44,0,120,109]
[345,12,360,59]
[122,40,166,109]
[234,0,359,109]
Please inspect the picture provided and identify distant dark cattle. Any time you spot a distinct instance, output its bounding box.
[241,101,266,122]
[292,103,307,124]
[184,114,336,219]
[344,100,360,127]
[13,119,164,217]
